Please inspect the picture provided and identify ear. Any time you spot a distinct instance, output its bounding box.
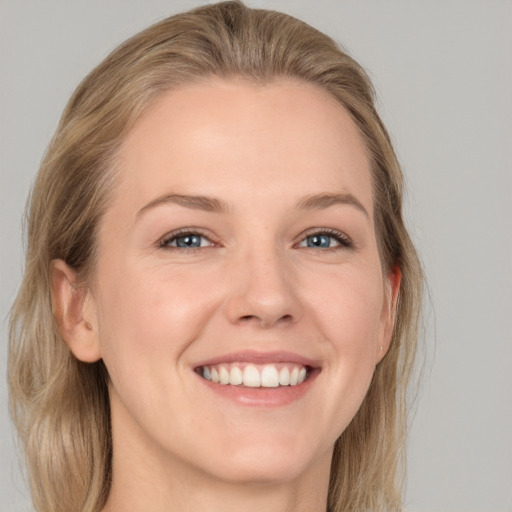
[50,259,102,362]
[376,265,401,363]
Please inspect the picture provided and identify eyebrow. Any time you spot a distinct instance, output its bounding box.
[136,191,369,219]
[296,192,369,218]
[136,193,229,218]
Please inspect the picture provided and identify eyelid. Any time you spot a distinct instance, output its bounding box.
[156,226,353,251]
[158,227,219,249]
[295,227,353,249]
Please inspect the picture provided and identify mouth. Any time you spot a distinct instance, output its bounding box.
[195,362,314,388]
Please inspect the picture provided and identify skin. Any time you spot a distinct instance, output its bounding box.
[51,78,399,512]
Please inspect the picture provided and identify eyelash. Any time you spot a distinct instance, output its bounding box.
[296,228,353,250]
[159,228,217,251]
[158,228,353,251]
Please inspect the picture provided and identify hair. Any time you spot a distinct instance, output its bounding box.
[8,2,423,511]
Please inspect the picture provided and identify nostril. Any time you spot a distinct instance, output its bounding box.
[239,313,294,325]
[240,314,258,322]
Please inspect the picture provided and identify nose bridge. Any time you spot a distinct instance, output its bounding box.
[225,237,301,327]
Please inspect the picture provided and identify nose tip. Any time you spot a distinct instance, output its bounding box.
[224,254,302,329]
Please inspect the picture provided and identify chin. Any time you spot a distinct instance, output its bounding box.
[192,429,328,486]
[208,454,311,486]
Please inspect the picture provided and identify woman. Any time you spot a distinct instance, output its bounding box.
[8,2,422,511]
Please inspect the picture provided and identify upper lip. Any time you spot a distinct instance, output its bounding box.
[194,350,321,369]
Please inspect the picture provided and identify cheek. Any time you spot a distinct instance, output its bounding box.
[94,261,220,378]
[304,263,385,409]
[311,266,384,345]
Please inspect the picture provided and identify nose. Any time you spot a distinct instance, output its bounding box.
[224,247,303,329]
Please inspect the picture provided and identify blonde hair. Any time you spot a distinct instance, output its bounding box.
[8,2,423,511]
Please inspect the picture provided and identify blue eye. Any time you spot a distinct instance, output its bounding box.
[160,231,212,249]
[306,234,333,248]
[298,230,351,249]
[175,234,203,248]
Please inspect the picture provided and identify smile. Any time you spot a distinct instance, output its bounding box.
[197,362,310,388]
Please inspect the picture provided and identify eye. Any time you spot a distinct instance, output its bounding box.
[297,229,352,250]
[159,230,215,250]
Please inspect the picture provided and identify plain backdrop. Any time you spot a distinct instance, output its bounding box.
[1,1,511,511]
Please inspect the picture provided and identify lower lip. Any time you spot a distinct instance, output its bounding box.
[196,370,319,407]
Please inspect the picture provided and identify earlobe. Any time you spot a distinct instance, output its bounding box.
[377,265,401,363]
[50,259,102,363]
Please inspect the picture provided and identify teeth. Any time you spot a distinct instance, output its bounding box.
[243,364,261,387]
[279,367,290,386]
[199,362,310,388]
[229,366,243,385]
[261,365,279,387]
[219,366,230,385]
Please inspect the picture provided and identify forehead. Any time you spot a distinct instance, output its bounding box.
[113,78,373,217]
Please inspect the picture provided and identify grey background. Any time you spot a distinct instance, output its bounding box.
[1,1,511,511]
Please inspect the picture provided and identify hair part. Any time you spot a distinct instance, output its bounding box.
[9,2,423,511]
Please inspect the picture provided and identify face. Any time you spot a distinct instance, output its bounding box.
[82,79,397,486]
